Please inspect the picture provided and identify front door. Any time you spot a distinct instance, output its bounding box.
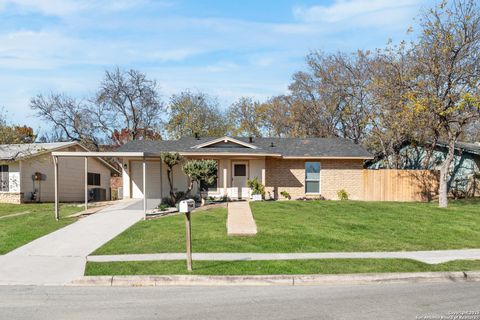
[232,161,248,199]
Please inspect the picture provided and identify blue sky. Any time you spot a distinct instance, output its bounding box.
[0,0,435,133]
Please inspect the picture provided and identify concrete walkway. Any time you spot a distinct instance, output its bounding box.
[87,249,480,265]
[0,199,144,285]
[227,201,257,236]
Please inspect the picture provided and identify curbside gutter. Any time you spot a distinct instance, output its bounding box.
[69,271,480,287]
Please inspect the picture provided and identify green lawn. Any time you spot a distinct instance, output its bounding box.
[93,199,480,255]
[0,203,81,254]
[85,259,480,276]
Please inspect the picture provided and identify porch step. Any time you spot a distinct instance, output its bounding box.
[227,201,257,236]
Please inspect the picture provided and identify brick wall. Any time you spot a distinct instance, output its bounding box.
[321,159,364,200]
[265,158,364,200]
[0,192,23,204]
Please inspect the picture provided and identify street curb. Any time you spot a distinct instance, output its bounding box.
[69,271,480,287]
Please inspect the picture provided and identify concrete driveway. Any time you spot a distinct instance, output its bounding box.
[0,199,144,286]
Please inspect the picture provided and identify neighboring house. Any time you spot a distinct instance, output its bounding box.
[0,142,118,204]
[369,141,480,197]
[109,136,372,204]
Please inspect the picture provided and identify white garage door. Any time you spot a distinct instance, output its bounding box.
[130,161,162,199]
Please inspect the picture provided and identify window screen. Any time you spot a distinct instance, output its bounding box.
[305,162,320,194]
[0,165,8,192]
[88,172,101,186]
[234,164,246,177]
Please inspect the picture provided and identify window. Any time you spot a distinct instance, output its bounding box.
[305,162,320,194]
[0,165,8,192]
[87,172,101,186]
[234,164,246,177]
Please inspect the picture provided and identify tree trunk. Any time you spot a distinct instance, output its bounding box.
[167,168,176,204]
[438,139,456,208]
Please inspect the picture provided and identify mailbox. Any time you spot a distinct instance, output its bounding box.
[179,199,195,213]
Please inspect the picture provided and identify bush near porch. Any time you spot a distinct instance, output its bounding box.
[92,199,480,255]
[0,203,81,254]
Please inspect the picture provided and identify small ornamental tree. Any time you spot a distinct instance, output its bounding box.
[182,160,218,198]
[160,152,184,204]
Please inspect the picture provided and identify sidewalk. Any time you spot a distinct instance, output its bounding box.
[227,201,257,236]
[0,199,144,285]
[88,249,480,265]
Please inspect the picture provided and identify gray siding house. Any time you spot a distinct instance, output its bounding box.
[370,141,480,197]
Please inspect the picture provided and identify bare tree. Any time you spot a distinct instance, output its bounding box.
[30,94,100,149]
[94,67,165,145]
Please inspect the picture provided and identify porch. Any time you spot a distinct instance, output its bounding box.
[51,151,267,218]
[123,155,267,202]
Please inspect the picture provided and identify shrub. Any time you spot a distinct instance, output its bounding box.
[157,203,169,211]
[161,197,175,207]
[247,177,265,196]
[337,189,349,200]
[280,190,291,200]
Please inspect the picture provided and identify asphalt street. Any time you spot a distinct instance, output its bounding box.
[0,282,479,320]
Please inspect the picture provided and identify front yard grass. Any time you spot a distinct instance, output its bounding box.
[85,259,480,276]
[92,199,480,255]
[0,203,81,254]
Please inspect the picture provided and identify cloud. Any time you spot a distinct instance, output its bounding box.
[0,0,171,17]
[293,0,421,27]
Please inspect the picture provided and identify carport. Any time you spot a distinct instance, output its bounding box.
[51,151,154,220]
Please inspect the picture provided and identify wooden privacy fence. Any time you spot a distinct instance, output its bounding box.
[363,169,439,202]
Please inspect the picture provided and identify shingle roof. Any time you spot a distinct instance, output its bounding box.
[117,136,373,158]
[439,141,480,156]
[0,142,77,161]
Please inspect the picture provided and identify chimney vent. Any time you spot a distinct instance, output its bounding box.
[249,136,253,143]
[194,132,200,140]
[270,142,275,147]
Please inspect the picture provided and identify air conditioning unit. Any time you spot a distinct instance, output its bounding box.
[90,188,107,201]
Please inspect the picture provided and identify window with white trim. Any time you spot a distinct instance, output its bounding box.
[0,165,9,192]
[305,162,320,194]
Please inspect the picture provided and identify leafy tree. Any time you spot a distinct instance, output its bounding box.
[161,152,184,204]
[285,51,373,142]
[228,97,263,137]
[257,96,294,137]
[166,91,229,139]
[0,109,36,144]
[409,0,480,207]
[182,160,218,197]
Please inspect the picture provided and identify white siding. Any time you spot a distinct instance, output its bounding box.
[130,161,162,199]
[249,158,265,181]
[128,158,198,201]
[121,162,130,199]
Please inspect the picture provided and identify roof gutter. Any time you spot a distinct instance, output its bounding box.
[282,156,374,160]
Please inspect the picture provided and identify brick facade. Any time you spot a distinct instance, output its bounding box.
[265,158,364,200]
[0,192,23,204]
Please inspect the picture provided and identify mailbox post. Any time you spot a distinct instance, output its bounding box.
[179,199,195,271]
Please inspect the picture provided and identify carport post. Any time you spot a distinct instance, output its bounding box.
[53,156,59,221]
[143,158,147,219]
[84,157,88,211]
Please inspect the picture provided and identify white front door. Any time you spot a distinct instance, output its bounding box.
[232,161,249,199]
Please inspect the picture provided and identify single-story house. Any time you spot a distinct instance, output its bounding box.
[369,141,480,197]
[0,142,118,204]
[52,136,372,212]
